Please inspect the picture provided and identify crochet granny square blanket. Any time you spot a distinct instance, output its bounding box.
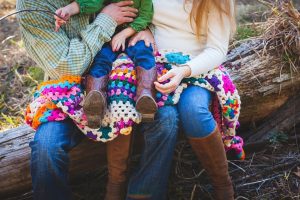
[25,51,245,160]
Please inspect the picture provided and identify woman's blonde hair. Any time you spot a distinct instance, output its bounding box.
[188,0,236,40]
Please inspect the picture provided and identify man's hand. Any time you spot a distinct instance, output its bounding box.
[101,1,138,25]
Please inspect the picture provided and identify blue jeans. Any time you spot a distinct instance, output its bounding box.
[126,106,178,200]
[177,86,216,138]
[89,41,155,78]
[30,106,178,200]
[30,118,84,200]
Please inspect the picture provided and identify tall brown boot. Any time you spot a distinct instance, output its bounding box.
[188,127,234,200]
[105,134,132,200]
[83,75,108,128]
[135,66,158,122]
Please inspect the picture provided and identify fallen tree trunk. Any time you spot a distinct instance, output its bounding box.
[1,73,299,199]
[1,39,300,198]
[225,39,300,130]
[244,92,300,142]
[0,125,108,198]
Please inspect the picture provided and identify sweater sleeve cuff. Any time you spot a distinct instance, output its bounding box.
[186,60,199,77]
[186,59,214,77]
[94,13,117,37]
[129,23,147,33]
[76,0,88,14]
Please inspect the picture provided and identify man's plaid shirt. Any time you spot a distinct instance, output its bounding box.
[16,0,117,79]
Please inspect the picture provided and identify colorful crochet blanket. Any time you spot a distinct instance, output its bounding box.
[25,52,245,160]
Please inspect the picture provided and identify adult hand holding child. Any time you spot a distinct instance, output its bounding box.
[54,1,138,31]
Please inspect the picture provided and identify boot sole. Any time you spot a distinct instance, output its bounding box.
[136,95,158,122]
[83,91,106,129]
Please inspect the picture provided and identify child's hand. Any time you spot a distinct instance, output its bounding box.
[111,31,127,52]
[54,8,70,32]
[111,27,136,52]
[54,2,80,32]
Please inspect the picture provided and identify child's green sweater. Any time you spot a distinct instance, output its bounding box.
[76,0,153,32]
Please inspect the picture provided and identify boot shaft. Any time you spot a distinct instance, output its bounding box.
[105,135,132,200]
[85,75,108,94]
[135,66,158,121]
[188,127,234,200]
[135,66,157,98]
[106,134,132,184]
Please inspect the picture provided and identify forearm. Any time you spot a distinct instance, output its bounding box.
[121,27,136,38]
[75,0,104,14]
[18,11,117,79]
[55,14,117,76]
[64,1,80,16]
[186,47,227,77]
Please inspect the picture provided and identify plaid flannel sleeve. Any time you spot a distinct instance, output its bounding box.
[17,10,117,79]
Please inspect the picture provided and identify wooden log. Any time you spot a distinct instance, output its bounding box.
[0,125,108,198]
[225,39,300,130]
[244,93,300,142]
[1,38,299,198]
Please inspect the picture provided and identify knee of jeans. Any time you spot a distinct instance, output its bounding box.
[97,43,114,57]
[155,106,178,137]
[134,40,153,51]
[179,104,216,138]
[30,123,66,161]
[92,45,116,68]
[31,139,65,163]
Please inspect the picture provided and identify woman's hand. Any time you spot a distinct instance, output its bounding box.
[154,66,191,94]
[129,29,157,53]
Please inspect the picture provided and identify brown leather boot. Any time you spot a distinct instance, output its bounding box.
[135,66,158,122]
[188,127,234,200]
[105,134,132,200]
[83,75,108,129]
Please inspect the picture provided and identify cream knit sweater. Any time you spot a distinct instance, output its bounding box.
[152,0,233,77]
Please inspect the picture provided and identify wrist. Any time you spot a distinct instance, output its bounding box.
[123,27,136,37]
[180,64,192,78]
[68,1,80,16]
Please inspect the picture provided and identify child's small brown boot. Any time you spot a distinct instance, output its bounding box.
[135,66,158,122]
[83,75,108,128]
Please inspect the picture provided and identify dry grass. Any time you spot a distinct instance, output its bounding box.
[0,47,41,131]
[258,0,300,72]
[167,141,300,200]
[0,0,42,131]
